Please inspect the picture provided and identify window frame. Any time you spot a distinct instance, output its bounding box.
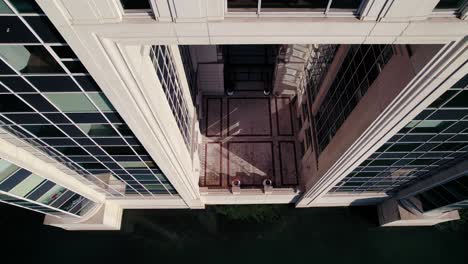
[225,0,366,18]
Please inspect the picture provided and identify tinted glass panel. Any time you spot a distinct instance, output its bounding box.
[120,0,150,9]
[21,94,59,112]
[9,174,44,197]
[0,46,63,74]
[0,94,34,112]
[23,125,66,137]
[27,76,80,92]
[435,0,465,9]
[9,0,44,13]
[0,76,35,92]
[261,0,328,10]
[228,0,258,10]
[75,75,100,91]
[0,0,12,13]
[45,93,98,113]
[63,61,87,73]
[51,46,77,59]
[0,58,15,74]
[330,0,362,9]
[0,159,19,183]
[0,17,38,43]
[78,124,118,137]
[24,16,65,43]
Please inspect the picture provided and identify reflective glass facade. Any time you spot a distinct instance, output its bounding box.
[412,171,468,214]
[315,45,394,153]
[0,158,94,217]
[330,75,468,194]
[150,45,192,150]
[0,0,176,197]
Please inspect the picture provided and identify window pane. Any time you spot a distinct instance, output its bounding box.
[103,146,135,155]
[75,75,100,91]
[228,0,258,10]
[24,16,65,43]
[55,146,89,156]
[51,46,77,59]
[261,0,328,10]
[23,125,66,137]
[9,0,44,13]
[0,17,38,43]
[63,61,87,73]
[0,76,36,92]
[0,46,64,74]
[87,93,115,112]
[37,184,66,205]
[9,174,44,197]
[45,93,98,112]
[0,0,12,14]
[0,94,34,112]
[0,58,15,75]
[330,0,362,10]
[78,124,118,137]
[444,91,468,108]
[435,0,465,9]
[27,76,80,92]
[0,159,19,183]
[120,0,150,9]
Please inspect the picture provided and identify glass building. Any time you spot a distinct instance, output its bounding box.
[0,0,176,199]
[0,0,467,229]
[0,158,94,217]
[329,76,468,194]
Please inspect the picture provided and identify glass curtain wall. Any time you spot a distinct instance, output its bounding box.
[0,158,95,217]
[150,45,193,150]
[0,0,177,197]
[329,76,468,194]
[315,45,394,154]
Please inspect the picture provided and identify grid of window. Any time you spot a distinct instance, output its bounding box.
[315,45,394,153]
[0,158,95,217]
[411,171,468,214]
[303,44,338,105]
[120,0,151,11]
[434,0,467,10]
[150,45,192,149]
[0,0,176,197]
[179,46,197,104]
[329,76,468,194]
[227,0,363,14]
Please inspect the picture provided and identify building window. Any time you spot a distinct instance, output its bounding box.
[435,0,466,9]
[227,0,363,15]
[329,75,468,194]
[150,45,192,150]
[315,45,394,154]
[304,44,338,105]
[433,0,467,15]
[0,4,176,197]
[413,172,468,214]
[120,0,151,11]
[0,158,95,217]
[179,46,198,104]
[227,0,259,11]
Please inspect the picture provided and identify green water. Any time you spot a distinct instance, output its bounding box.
[1,204,467,263]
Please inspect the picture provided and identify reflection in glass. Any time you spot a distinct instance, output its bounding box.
[9,0,44,13]
[45,93,98,113]
[228,0,258,11]
[0,46,64,74]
